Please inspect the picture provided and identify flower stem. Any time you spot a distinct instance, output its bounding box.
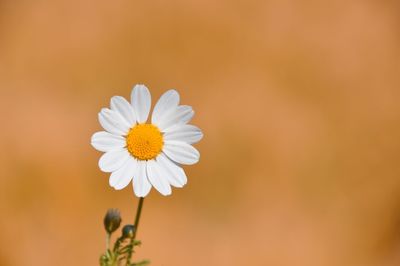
[106,233,111,251]
[133,197,144,239]
[126,197,145,265]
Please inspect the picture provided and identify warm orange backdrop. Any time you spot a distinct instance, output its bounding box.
[1,1,400,265]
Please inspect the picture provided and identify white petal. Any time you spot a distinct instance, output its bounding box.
[163,124,203,144]
[146,159,172,196]
[99,149,130,172]
[91,131,126,152]
[157,153,187,187]
[98,108,131,135]
[131,84,151,123]
[109,157,137,190]
[110,96,136,125]
[163,140,200,165]
[132,160,152,197]
[151,90,180,125]
[155,105,194,131]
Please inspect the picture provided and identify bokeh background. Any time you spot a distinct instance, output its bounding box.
[1,1,400,265]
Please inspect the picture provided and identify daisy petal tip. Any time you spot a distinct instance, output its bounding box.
[111,184,124,191]
[162,190,172,196]
[196,131,204,142]
[108,175,118,188]
[133,83,148,90]
[131,84,150,98]
[98,165,108,173]
[131,84,151,123]
[90,134,97,146]
[168,89,179,97]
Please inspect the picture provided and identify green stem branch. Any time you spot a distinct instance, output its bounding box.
[126,197,145,265]
[106,233,111,251]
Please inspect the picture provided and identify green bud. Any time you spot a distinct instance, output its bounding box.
[104,209,121,234]
[122,224,136,239]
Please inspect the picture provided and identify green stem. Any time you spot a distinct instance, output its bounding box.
[106,233,111,251]
[126,197,145,265]
[133,197,144,238]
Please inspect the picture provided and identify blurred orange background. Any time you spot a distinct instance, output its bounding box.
[1,1,400,265]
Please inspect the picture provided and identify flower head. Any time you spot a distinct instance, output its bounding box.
[122,224,136,239]
[91,85,203,197]
[104,209,122,234]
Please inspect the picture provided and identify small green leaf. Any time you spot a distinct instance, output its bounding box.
[130,259,150,266]
[133,240,142,246]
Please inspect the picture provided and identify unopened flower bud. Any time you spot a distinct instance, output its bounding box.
[104,209,121,234]
[122,224,136,239]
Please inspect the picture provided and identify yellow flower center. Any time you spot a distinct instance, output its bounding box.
[126,124,164,160]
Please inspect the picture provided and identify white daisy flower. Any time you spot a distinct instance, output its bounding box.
[91,85,203,197]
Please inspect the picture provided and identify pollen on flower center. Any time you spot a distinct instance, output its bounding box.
[126,124,163,160]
